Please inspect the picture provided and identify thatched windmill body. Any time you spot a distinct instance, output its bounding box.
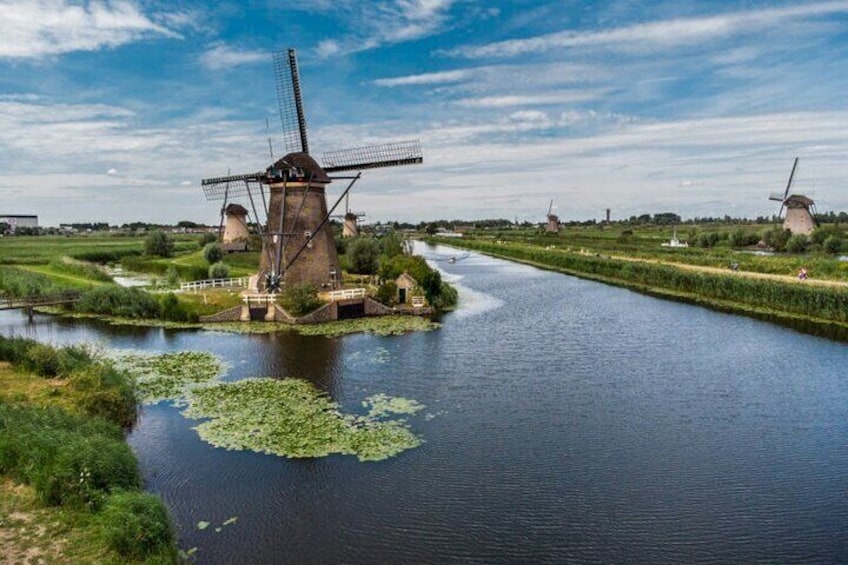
[201,48,422,293]
[769,157,817,235]
[546,200,560,233]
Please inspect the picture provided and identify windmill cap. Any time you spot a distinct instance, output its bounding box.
[272,152,330,183]
[225,203,248,215]
[785,194,815,207]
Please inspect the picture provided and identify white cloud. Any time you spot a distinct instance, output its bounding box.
[0,0,182,59]
[301,0,457,57]
[179,180,192,186]
[444,1,848,58]
[374,69,471,87]
[454,91,603,108]
[199,42,267,70]
[106,168,118,176]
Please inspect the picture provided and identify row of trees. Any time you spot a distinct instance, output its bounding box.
[685,224,846,254]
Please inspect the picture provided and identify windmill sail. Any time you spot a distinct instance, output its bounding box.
[273,48,309,154]
[322,140,423,173]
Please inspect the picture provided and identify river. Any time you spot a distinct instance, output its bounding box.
[2,242,847,564]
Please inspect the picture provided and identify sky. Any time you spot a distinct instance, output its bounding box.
[0,0,846,227]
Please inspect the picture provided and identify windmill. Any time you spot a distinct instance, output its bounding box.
[220,203,251,252]
[201,48,423,293]
[338,191,366,238]
[768,157,817,235]
[546,200,560,233]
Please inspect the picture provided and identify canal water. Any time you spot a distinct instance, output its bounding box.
[2,242,847,564]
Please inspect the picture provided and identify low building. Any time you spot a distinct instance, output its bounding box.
[0,215,38,232]
[395,272,419,305]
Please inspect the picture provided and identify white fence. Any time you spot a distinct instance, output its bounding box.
[322,288,366,301]
[180,277,249,292]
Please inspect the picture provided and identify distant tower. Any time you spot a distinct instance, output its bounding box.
[546,200,560,233]
[222,203,250,251]
[605,208,611,224]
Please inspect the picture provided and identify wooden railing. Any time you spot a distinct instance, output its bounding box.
[0,291,82,310]
[180,277,249,292]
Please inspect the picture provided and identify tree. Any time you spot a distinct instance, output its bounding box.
[347,237,381,274]
[424,223,438,236]
[144,230,174,257]
[762,227,791,251]
[380,230,405,259]
[203,242,223,264]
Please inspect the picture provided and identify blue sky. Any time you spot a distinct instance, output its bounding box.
[1,0,846,226]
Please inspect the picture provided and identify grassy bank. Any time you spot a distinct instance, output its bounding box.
[0,337,178,564]
[435,237,848,342]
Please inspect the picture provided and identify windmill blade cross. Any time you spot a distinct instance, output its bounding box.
[322,140,423,173]
[273,48,309,154]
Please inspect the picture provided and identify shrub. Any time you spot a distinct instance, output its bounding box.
[763,227,791,251]
[164,264,180,286]
[375,281,397,306]
[786,234,809,253]
[100,491,177,561]
[34,434,140,509]
[0,335,36,365]
[158,292,194,322]
[25,343,62,377]
[208,261,230,279]
[70,364,138,427]
[76,286,160,319]
[198,231,217,248]
[203,242,223,264]
[144,230,174,257]
[823,236,844,254]
[280,283,322,316]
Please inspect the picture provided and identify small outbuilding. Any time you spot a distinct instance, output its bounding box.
[395,272,419,305]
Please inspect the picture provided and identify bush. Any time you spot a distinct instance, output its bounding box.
[763,227,791,251]
[158,292,195,323]
[100,491,177,561]
[208,262,230,279]
[280,283,322,316]
[0,335,36,365]
[34,434,140,509]
[823,236,844,254]
[25,343,62,377]
[375,281,397,306]
[198,231,217,248]
[203,242,223,264]
[144,230,174,257]
[76,286,160,319]
[786,234,809,253]
[164,264,180,286]
[70,364,138,427]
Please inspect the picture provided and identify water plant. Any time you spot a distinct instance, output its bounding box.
[183,378,423,462]
[107,350,224,404]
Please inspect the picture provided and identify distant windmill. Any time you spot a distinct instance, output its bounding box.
[334,192,366,238]
[768,157,817,235]
[221,203,251,252]
[546,200,560,233]
[201,48,423,292]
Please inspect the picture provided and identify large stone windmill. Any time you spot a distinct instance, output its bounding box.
[769,157,817,235]
[201,48,422,293]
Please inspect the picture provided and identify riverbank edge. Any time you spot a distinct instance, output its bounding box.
[0,353,178,563]
[434,239,848,343]
[34,307,440,337]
